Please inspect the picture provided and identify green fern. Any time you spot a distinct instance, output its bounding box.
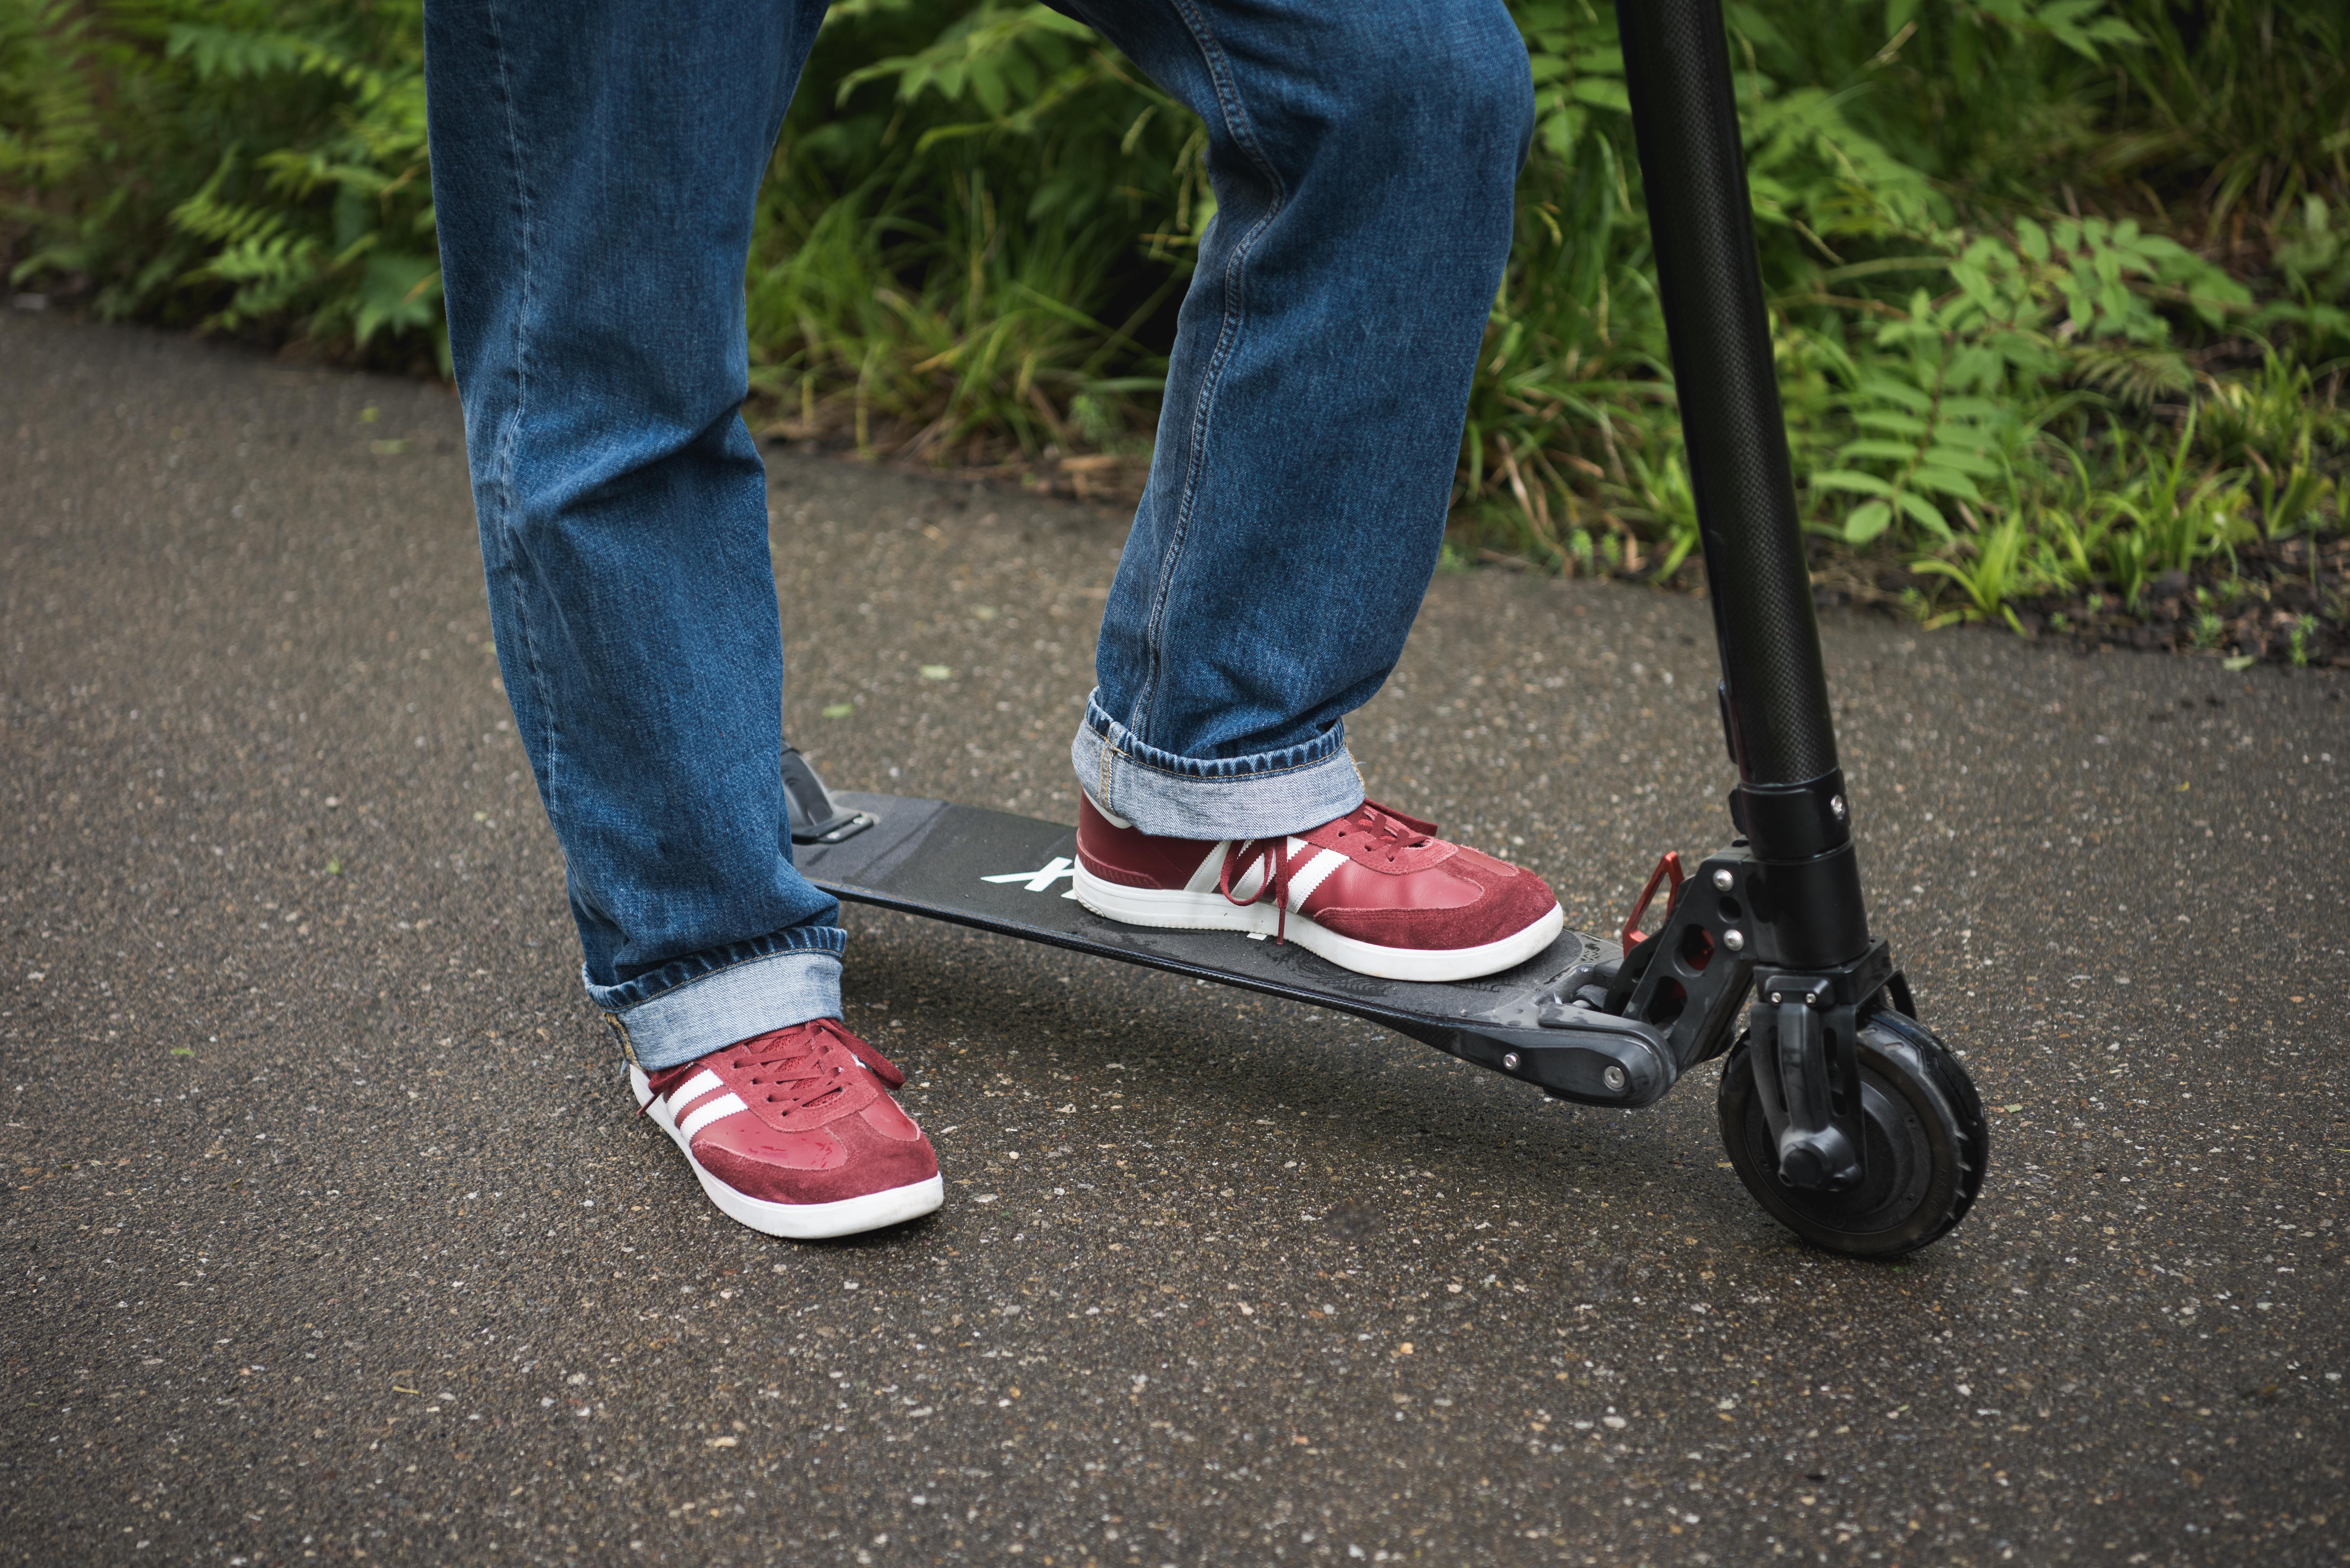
[4,2,435,359]
[1809,289,2024,546]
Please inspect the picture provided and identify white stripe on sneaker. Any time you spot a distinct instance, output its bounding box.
[678,1091,749,1140]
[665,1068,725,1111]
[1228,841,1299,902]
[1181,841,1231,895]
[1285,847,1348,909]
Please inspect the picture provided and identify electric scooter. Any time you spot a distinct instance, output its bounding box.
[776,0,1989,1258]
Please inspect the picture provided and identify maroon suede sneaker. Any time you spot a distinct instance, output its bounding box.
[1073,795,1564,982]
[629,1019,942,1239]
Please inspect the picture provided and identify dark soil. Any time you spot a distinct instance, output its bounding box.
[1808,532,2350,669]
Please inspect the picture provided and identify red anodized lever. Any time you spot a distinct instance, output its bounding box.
[1620,850,1687,953]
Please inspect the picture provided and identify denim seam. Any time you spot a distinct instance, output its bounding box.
[1110,744,1342,785]
[592,927,846,1015]
[1073,706,1364,841]
[482,0,558,831]
[1083,695,1343,782]
[594,946,845,1073]
[1130,0,1288,747]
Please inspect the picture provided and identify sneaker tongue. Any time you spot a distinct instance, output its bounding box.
[732,1021,889,1129]
[1353,800,1437,847]
[737,1019,907,1093]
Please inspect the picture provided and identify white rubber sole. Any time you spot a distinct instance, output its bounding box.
[1072,863,1565,983]
[630,1067,944,1240]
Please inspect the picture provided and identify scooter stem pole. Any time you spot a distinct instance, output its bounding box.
[1615,0,1868,969]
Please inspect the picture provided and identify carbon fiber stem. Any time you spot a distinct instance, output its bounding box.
[1614,0,1838,793]
[1616,0,1871,971]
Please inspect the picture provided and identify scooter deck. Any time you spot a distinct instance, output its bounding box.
[798,792,1680,1108]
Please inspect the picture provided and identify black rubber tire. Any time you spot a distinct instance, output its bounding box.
[1717,1008,1988,1258]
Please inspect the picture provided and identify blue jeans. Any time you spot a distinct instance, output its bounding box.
[424,0,1532,1070]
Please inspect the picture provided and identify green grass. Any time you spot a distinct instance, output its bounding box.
[5,0,2345,658]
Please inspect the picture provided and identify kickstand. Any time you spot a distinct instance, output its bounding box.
[782,744,875,846]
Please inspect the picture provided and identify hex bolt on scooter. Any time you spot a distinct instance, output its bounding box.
[777,0,1989,1258]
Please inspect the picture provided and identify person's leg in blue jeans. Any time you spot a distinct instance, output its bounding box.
[422,0,1538,1236]
[1062,0,1535,839]
[1060,2,1557,984]
[426,0,840,1069]
[426,0,944,1240]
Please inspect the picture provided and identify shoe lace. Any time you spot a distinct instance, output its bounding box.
[1217,801,1437,942]
[1219,837,1297,941]
[638,1019,905,1122]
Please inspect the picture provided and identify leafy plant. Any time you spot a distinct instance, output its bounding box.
[4,0,2345,659]
[2098,0,2350,234]
[1613,445,1703,578]
[3,0,438,363]
[2097,408,2255,605]
[1809,287,2024,547]
[2287,613,2320,665]
[741,0,1195,458]
[1911,504,2038,629]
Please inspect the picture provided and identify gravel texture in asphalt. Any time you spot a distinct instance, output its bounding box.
[4,315,2347,1565]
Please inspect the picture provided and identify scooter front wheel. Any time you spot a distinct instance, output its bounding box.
[1717,1009,1987,1258]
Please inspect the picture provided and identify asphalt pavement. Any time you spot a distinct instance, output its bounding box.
[4,313,2346,1566]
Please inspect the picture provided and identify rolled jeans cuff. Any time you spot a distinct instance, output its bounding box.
[588,928,845,1073]
[1071,690,1366,840]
